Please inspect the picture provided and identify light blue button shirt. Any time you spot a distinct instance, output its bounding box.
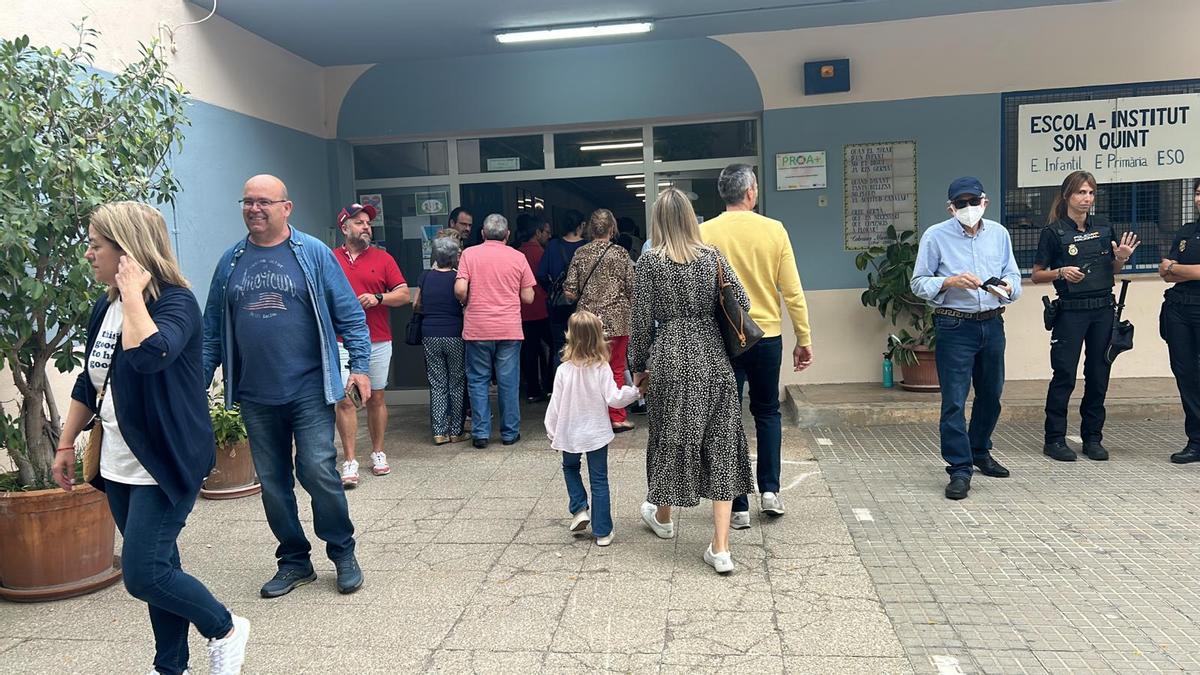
[911,217,1023,312]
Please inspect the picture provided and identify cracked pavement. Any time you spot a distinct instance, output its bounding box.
[0,404,908,673]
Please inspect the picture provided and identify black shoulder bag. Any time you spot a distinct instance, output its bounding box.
[715,251,763,358]
[404,276,427,346]
[551,243,613,311]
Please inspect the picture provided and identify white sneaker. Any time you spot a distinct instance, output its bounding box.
[596,533,614,547]
[208,614,250,675]
[370,451,390,476]
[570,509,591,532]
[761,492,785,516]
[340,459,359,488]
[640,501,674,539]
[703,544,735,574]
[730,511,751,530]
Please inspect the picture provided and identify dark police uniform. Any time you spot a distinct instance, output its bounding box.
[1161,221,1200,457]
[1034,215,1119,447]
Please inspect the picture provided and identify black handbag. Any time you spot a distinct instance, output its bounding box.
[547,246,576,309]
[715,252,763,358]
[404,277,426,346]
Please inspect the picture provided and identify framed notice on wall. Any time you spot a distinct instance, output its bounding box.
[843,141,917,251]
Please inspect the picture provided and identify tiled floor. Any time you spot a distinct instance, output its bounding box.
[812,421,1198,674]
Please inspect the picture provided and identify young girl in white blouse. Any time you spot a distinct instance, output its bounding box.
[544,311,641,546]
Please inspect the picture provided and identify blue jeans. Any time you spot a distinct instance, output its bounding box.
[562,446,612,537]
[240,390,356,570]
[934,314,1006,477]
[106,482,232,675]
[466,340,522,441]
[732,336,783,512]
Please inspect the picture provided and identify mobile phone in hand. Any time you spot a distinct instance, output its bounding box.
[347,383,364,410]
[981,276,1009,300]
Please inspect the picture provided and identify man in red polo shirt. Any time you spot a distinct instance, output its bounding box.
[334,203,410,487]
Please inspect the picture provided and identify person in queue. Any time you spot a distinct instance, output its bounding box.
[54,202,250,675]
[565,208,637,433]
[414,235,470,445]
[515,212,553,403]
[454,213,537,448]
[1031,171,1139,462]
[332,202,410,487]
[1159,177,1200,464]
[448,207,473,246]
[203,175,371,598]
[911,177,1022,500]
[701,163,814,528]
[538,209,588,379]
[630,188,754,574]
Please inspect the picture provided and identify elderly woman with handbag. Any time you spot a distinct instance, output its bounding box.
[412,235,469,445]
[51,202,249,675]
[629,188,754,575]
[564,209,637,432]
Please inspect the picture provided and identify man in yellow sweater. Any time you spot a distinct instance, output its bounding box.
[701,163,813,530]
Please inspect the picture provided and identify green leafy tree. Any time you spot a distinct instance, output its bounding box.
[0,25,188,489]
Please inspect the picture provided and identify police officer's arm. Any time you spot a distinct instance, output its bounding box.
[1110,231,1139,272]
[1031,228,1083,284]
[1161,258,1200,281]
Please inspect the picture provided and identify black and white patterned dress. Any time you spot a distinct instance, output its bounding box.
[629,247,753,506]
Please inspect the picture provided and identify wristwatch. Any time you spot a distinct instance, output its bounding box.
[374,293,383,305]
[1056,268,1064,280]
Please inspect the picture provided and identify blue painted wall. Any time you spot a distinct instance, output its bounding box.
[338,38,762,138]
[762,94,1001,291]
[168,100,336,304]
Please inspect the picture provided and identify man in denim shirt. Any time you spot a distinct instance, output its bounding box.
[203,175,371,597]
[911,177,1023,500]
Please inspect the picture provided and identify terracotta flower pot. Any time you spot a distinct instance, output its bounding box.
[899,348,940,392]
[0,484,122,602]
[200,439,260,500]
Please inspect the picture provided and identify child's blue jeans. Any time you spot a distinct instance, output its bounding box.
[561,446,611,537]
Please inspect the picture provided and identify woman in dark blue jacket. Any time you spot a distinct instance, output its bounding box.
[52,202,250,675]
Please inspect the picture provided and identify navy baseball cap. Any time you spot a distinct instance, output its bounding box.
[947,177,985,200]
[337,202,378,226]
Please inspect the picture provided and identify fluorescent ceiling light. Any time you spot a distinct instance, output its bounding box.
[580,141,643,152]
[635,192,646,197]
[627,181,671,189]
[614,174,642,180]
[496,21,653,44]
[601,159,662,166]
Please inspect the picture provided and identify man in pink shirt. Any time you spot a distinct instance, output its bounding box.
[454,214,536,448]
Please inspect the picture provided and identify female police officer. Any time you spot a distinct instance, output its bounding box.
[1159,177,1200,464]
[1031,171,1139,462]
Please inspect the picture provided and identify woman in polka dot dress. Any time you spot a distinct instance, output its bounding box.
[629,188,754,574]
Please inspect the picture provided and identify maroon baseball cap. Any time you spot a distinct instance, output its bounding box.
[337,202,378,226]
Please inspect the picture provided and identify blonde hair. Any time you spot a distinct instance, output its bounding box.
[560,310,610,367]
[89,201,190,302]
[584,208,617,241]
[650,188,709,264]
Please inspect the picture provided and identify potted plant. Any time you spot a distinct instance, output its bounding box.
[854,225,939,392]
[0,26,188,601]
[201,390,259,500]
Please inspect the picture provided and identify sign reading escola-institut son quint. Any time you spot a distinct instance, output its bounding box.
[1018,93,1200,187]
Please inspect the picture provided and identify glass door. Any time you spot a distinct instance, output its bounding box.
[356,185,451,391]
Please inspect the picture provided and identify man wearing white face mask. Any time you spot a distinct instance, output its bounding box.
[911,177,1023,500]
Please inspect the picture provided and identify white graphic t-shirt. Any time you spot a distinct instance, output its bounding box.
[88,300,156,485]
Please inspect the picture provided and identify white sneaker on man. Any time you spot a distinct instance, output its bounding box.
[730,511,751,530]
[761,492,785,516]
[370,451,390,476]
[340,459,359,488]
[640,501,675,539]
[208,614,250,675]
[570,509,591,532]
[703,544,735,574]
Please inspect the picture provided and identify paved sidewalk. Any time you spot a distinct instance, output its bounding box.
[812,420,1197,674]
[0,405,909,674]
